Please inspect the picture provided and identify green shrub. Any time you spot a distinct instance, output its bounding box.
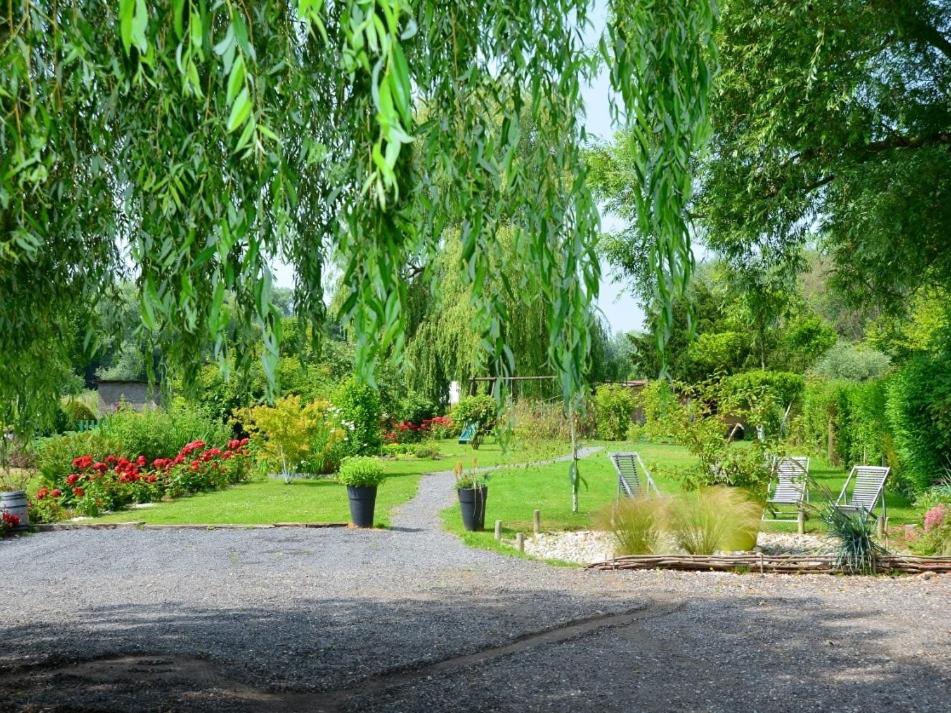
[669,487,762,554]
[35,430,121,486]
[96,400,230,462]
[596,497,669,555]
[51,391,100,434]
[510,399,570,441]
[238,396,345,480]
[886,355,951,493]
[337,457,385,487]
[809,342,891,381]
[382,443,411,457]
[719,370,804,436]
[57,391,101,432]
[914,476,951,510]
[61,399,97,425]
[652,381,778,491]
[593,384,637,440]
[638,381,679,442]
[452,395,498,434]
[333,377,382,456]
[412,443,441,459]
[397,392,437,426]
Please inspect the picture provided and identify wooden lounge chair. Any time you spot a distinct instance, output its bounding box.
[835,465,890,521]
[764,456,810,521]
[609,452,659,499]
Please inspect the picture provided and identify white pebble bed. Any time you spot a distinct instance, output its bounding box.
[523,529,838,565]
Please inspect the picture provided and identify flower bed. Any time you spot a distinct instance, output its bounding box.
[0,512,21,536]
[384,415,454,444]
[33,438,251,519]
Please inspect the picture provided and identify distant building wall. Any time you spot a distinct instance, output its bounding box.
[97,380,160,413]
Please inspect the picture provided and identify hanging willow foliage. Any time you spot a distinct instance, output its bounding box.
[0,0,717,430]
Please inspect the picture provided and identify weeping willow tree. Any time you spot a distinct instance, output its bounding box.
[1,0,717,502]
[405,228,557,401]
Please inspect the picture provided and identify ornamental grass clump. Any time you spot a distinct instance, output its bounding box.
[596,496,670,555]
[669,487,762,555]
[821,503,887,574]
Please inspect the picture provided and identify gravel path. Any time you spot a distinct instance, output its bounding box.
[1,450,948,712]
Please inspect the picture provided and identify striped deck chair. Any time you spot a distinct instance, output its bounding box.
[764,456,810,521]
[835,465,890,521]
[609,452,659,500]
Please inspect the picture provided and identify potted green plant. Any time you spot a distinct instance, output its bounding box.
[338,457,385,527]
[454,462,488,531]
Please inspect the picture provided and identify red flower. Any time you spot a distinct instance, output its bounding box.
[239,437,249,446]
[51,489,62,498]
[106,455,118,465]
[36,487,49,500]
[180,440,207,457]
[72,486,85,497]
[136,455,147,466]
[66,474,80,485]
[146,475,157,483]
[72,455,93,470]
[1,512,20,528]
[93,461,108,473]
[190,460,201,472]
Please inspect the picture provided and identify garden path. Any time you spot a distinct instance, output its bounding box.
[0,447,948,712]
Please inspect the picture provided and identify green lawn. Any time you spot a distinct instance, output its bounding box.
[82,436,918,535]
[440,440,918,553]
[88,438,568,527]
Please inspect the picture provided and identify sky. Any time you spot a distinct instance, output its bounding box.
[274,6,647,336]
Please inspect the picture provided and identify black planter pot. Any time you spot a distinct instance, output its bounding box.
[457,486,488,531]
[347,485,378,528]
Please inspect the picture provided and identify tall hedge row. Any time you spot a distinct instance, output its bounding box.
[794,354,951,494]
[886,355,951,493]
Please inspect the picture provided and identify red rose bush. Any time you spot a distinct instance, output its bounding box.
[35,438,251,517]
[383,415,454,444]
[0,511,21,536]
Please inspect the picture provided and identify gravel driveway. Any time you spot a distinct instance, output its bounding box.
[1,460,948,712]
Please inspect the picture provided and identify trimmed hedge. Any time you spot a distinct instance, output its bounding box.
[794,356,951,494]
[886,355,951,493]
[796,378,894,470]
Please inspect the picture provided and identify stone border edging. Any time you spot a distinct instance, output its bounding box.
[33,522,349,531]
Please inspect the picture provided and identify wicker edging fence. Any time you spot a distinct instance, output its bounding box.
[586,553,951,575]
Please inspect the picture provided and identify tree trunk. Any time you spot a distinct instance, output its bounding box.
[570,402,579,513]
